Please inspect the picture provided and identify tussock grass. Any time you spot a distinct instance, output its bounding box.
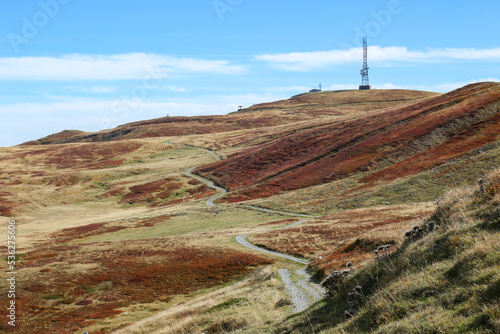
[112,266,292,334]
[278,168,500,333]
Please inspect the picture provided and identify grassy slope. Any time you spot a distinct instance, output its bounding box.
[197,82,500,203]
[2,85,499,333]
[0,139,291,333]
[277,168,500,334]
[23,89,436,145]
[248,203,434,262]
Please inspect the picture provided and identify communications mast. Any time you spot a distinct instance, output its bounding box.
[359,36,371,90]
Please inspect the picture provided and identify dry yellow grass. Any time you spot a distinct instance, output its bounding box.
[6,87,496,333]
[111,266,292,334]
[0,138,314,333]
[0,138,218,246]
[276,168,500,334]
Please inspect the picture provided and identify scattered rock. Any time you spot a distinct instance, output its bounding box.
[322,269,351,298]
[344,308,356,319]
[374,243,396,259]
[275,298,293,308]
[478,178,485,194]
[425,220,438,232]
[345,285,364,318]
[404,220,438,239]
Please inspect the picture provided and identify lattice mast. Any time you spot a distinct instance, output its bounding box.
[359,36,371,90]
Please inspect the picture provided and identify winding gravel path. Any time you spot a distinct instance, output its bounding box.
[235,231,309,265]
[241,204,317,218]
[184,162,312,264]
[183,149,324,312]
[185,166,227,207]
[278,269,311,313]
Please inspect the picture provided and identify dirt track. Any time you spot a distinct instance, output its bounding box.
[184,155,325,313]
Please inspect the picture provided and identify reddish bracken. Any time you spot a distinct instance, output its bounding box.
[197,83,500,202]
[11,242,273,334]
[249,207,424,261]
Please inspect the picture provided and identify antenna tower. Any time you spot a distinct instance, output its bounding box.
[359,36,371,90]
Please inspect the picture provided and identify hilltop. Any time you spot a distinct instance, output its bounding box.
[24,89,437,145]
[197,82,500,205]
[1,83,499,333]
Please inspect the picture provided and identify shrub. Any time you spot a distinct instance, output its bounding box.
[203,317,248,334]
[282,166,500,333]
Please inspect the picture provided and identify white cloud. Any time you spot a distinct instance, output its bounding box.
[267,85,311,92]
[0,99,114,116]
[372,78,500,93]
[64,85,117,94]
[324,84,359,91]
[255,46,500,71]
[154,85,189,93]
[0,53,246,81]
[87,86,117,94]
[0,91,287,140]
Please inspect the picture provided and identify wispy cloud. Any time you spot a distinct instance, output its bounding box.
[0,91,286,127]
[255,46,500,71]
[155,85,189,93]
[267,85,311,92]
[0,53,246,81]
[64,85,117,94]
[369,78,500,93]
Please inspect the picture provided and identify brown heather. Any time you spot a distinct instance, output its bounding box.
[278,168,500,333]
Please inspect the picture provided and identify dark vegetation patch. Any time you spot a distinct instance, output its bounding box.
[203,317,248,334]
[13,141,143,169]
[120,178,181,204]
[197,83,500,202]
[22,129,86,145]
[9,240,272,333]
[0,192,15,216]
[51,216,174,243]
[116,177,215,207]
[52,222,120,243]
[249,206,419,262]
[278,167,500,334]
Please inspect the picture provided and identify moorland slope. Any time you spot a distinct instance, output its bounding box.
[197,82,500,203]
[2,84,499,333]
[278,167,500,333]
[24,89,437,145]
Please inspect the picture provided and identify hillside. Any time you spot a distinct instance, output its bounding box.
[24,89,437,145]
[0,139,282,333]
[196,82,500,204]
[1,83,499,333]
[278,167,500,333]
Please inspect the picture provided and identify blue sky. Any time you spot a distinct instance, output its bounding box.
[1,0,499,147]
